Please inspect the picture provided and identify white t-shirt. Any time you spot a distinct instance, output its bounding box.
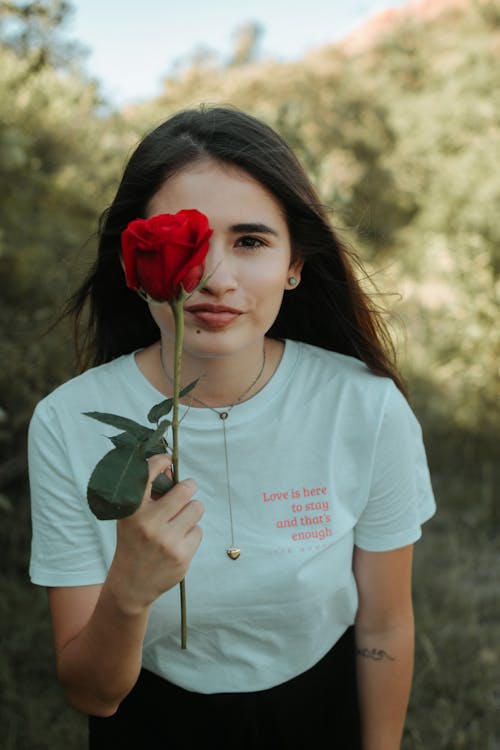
[28,339,436,693]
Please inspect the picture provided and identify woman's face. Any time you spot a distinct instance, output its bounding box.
[145,158,302,361]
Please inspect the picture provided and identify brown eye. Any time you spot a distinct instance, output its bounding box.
[235,236,265,249]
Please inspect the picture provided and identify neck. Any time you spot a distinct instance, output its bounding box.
[158,338,271,408]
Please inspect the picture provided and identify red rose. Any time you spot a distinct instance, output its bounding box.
[121,209,212,302]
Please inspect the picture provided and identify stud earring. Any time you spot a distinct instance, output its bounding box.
[288,276,298,287]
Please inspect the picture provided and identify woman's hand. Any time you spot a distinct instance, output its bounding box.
[108,453,204,615]
[48,454,204,716]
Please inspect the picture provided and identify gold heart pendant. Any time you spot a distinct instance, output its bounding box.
[226,547,241,560]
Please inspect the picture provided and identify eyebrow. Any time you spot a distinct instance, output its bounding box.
[230,223,279,236]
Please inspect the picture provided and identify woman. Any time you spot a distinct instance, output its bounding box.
[28,106,435,749]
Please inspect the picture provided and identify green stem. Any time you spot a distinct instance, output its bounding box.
[170,296,187,649]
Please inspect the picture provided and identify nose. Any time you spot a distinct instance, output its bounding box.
[200,241,237,296]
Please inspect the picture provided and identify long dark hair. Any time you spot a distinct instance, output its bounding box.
[67,105,406,394]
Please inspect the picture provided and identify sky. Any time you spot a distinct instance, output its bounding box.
[66,0,408,108]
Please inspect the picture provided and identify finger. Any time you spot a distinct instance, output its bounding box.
[168,496,204,532]
[145,477,199,523]
[144,454,173,500]
[182,522,204,558]
[161,502,204,565]
[146,453,173,483]
[150,469,175,500]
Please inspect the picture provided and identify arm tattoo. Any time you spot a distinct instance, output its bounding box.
[356,647,395,661]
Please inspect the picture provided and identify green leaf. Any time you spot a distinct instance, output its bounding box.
[143,421,170,452]
[87,444,149,520]
[83,411,151,441]
[151,472,174,497]
[179,378,199,398]
[147,398,173,424]
[146,380,199,425]
[110,431,142,448]
[145,443,168,459]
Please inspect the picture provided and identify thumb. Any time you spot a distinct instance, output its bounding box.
[146,453,174,500]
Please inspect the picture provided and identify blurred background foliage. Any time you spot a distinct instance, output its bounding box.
[0,0,498,748]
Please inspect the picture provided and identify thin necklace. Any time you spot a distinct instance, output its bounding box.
[159,342,267,560]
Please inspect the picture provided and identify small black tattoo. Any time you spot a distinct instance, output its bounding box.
[356,647,395,661]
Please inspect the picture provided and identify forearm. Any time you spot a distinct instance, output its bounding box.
[355,618,414,750]
[56,583,151,717]
[50,473,202,717]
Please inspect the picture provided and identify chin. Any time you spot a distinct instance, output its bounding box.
[183,328,263,359]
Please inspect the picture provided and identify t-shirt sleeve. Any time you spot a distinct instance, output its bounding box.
[354,383,436,552]
[28,398,109,586]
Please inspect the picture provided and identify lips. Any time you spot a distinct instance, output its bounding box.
[184,304,242,329]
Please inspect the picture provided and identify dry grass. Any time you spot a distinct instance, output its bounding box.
[404,507,499,749]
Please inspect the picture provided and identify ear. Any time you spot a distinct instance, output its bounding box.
[285,258,304,290]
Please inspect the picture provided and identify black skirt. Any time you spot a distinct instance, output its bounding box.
[88,626,360,749]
